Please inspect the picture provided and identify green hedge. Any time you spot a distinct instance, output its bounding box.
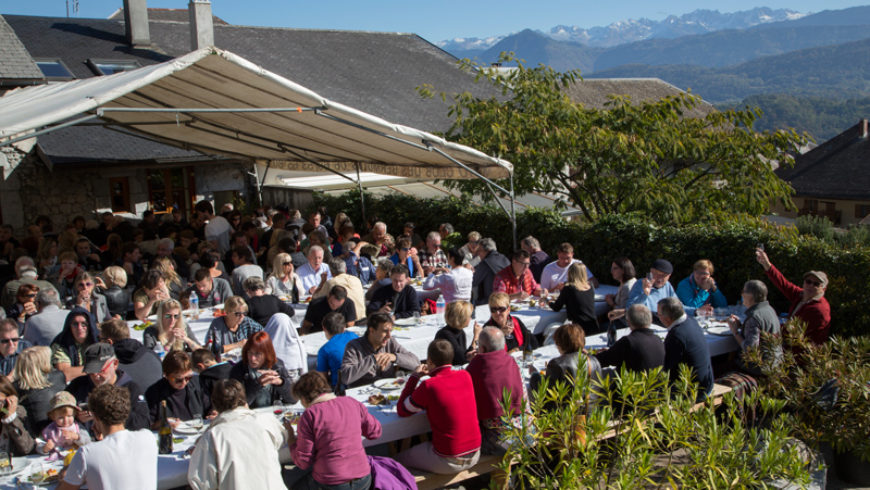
[315,191,870,337]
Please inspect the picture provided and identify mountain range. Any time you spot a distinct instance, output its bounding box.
[435,5,870,141]
[438,7,806,55]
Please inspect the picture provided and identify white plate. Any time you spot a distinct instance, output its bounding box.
[174,422,205,435]
[393,317,417,326]
[373,378,405,390]
[706,326,733,337]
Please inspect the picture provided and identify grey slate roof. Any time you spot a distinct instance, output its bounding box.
[37,125,205,164]
[2,14,499,163]
[564,78,716,119]
[107,8,229,25]
[776,119,870,200]
[0,15,42,82]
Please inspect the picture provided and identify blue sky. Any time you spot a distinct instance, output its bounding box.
[3,1,868,42]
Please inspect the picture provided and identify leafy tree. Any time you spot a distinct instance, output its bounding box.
[421,54,808,225]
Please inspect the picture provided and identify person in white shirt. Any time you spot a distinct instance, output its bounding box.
[297,246,332,295]
[539,242,597,291]
[423,249,473,303]
[59,384,157,490]
[188,379,287,490]
[195,201,232,256]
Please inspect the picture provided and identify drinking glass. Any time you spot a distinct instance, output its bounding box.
[0,452,10,476]
[190,416,204,431]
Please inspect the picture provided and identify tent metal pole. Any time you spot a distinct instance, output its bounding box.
[355,163,367,226]
[510,170,517,251]
[0,114,99,148]
[97,106,324,114]
[424,144,511,195]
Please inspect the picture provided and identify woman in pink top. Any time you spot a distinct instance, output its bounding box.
[288,372,382,489]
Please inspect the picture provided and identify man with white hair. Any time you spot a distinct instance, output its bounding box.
[419,231,449,276]
[465,327,523,455]
[23,289,69,346]
[471,239,510,306]
[362,221,390,257]
[312,258,365,321]
[2,258,58,308]
[594,304,664,373]
[297,245,332,295]
[658,297,713,401]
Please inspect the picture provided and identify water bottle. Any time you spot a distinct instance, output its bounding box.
[154,341,166,360]
[436,295,445,315]
[189,291,199,319]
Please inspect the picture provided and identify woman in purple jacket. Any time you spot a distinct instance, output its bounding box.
[288,372,382,489]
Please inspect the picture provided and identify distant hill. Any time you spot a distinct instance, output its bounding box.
[441,6,870,76]
[438,7,805,53]
[721,94,870,141]
[588,37,870,103]
[475,29,600,72]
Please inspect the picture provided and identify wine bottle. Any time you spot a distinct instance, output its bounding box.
[158,400,173,454]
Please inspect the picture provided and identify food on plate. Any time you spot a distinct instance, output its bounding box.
[367,394,387,406]
[510,304,521,312]
[386,394,399,402]
[28,468,60,484]
[212,308,225,317]
[132,320,153,331]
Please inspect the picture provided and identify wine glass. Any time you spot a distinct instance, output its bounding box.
[190,416,204,431]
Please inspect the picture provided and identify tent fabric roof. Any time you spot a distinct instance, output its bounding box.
[0,47,511,180]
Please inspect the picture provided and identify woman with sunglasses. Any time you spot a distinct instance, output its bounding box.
[6,284,39,331]
[228,331,295,408]
[755,247,831,345]
[50,307,99,381]
[66,272,111,323]
[266,252,304,302]
[203,296,264,357]
[145,350,203,428]
[484,292,538,353]
[389,237,422,278]
[144,299,201,353]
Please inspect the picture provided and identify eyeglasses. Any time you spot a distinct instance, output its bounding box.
[170,374,194,384]
[490,306,508,313]
[163,313,180,319]
[23,294,37,299]
[282,262,292,266]
[804,279,821,287]
[77,282,94,288]
[401,248,410,252]
[0,338,20,344]
[515,261,530,267]
[231,311,245,317]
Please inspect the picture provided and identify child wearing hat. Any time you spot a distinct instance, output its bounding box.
[37,391,91,455]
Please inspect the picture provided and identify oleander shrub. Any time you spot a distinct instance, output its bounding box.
[314,192,870,336]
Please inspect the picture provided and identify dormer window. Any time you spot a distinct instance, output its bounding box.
[34,59,74,80]
[87,59,140,76]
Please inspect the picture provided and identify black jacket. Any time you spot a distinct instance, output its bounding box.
[664,316,714,400]
[145,377,204,425]
[16,370,66,435]
[113,338,163,390]
[50,307,99,368]
[67,370,150,431]
[595,328,665,373]
[228,358,296,409]
[246,295,295,326]
[366,284,420,319]
[472,252,510,305]
[198,362,234,413]
[101,286,131,318]
[549,285,599,334]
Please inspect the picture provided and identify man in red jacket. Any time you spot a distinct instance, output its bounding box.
[466,327,524,455]
[755,248,831,344]
[396,340,481,474]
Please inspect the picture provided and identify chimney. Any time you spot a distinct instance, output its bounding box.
[122,0,150,46]
[189,0,215,50]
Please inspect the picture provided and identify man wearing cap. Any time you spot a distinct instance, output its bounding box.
[66,343,150,431]
[627,259,682,316]
[755,248,831,344]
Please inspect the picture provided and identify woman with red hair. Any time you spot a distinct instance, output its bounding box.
[228,331,296,408]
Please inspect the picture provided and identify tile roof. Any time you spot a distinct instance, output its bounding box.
[37,125,205,164]
[107,8,228,25]
[776,119,870,200]
[0,15,42,81]
[564,78,716,118]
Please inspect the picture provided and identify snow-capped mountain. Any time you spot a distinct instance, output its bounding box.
[437,7,807,53]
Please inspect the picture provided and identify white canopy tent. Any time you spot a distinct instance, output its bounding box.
[0,47,518,244]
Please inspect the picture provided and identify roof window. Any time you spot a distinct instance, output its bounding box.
[34,59,74,80]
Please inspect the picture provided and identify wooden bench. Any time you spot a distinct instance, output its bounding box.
[411,454,503,490]
[409,383,733,489]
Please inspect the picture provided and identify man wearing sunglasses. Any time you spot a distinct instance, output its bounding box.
[0,319,32,377]
[755,248,831,344]
[66,343,151,432]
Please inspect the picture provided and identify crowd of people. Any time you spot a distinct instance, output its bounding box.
[0,202,833,488]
